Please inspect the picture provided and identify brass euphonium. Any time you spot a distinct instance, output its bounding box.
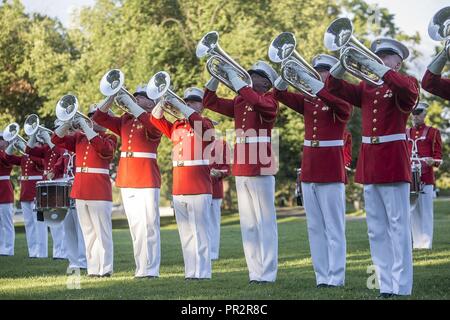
[324,17,385,86]
[24,114,53,139]
[428,6,450,57]
[99,69,137,114]
[55,94,93,130]
[268,32,321,98]
[2,122,27,154]
[146,71,185,119]
[196,31,253,93]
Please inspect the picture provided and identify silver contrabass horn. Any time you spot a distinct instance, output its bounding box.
[146,71,184,119]
[428,6,450,57]
[2,122,27,154]
[268,32,321,98]
[55,94,93,129]
[324,17,385,86]
[100,69,137,114]
[196,31,252,92]
[24,114,53,138]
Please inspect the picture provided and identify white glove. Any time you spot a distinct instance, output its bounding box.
[78,118,97,140]
[296,70,324,95]
[330,61,347,79]
[55,122,71,138]
[210,169,223,178]
[352,52,390,78]
[222,65,247,92]
[427,48,448,75]
[27,133,37,148]
[5,143,15,155]
[274,76,289,91]
[39,131,55,149]
[116,93,145,118]
[205,77,219,92]
[152,101,164,119]
[167,97,195,118]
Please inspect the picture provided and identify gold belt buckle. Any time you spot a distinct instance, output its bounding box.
[236,137,243,144]
[126,151,134,158]
[81,167,88,173]
[177,161,184,167]
[311,140,320,147]
[371,136,380,144]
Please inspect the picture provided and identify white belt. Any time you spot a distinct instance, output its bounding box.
[236,136,271,144]
[120,152,157,159]
[20,176,43,181]
[76,167,110,174]
[0,176,11,180]
[362,133,406,144]
[172,159,210,167]
[304,139,344,147]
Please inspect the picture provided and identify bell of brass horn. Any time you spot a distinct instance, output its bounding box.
[146,71,185,119]
[324,17,385,86]
[55,94,93,130]
[2,122,27,154]
[268,32,321,98]
[24,114,53,138]
[100,69,137,114]
[196,31,253,93]
[428,6,450,56]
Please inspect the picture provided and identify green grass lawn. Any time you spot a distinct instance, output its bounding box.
[0,199,449,300]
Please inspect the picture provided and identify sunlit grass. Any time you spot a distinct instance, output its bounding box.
[0,199,449,300]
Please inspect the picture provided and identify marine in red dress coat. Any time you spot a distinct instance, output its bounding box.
[421,45,450,100]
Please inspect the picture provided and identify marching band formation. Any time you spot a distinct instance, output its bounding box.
[0,6,448,298]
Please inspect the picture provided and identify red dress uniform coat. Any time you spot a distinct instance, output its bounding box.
[0,150,19,203]
[422,70,450,100]
[140,112,214,195]
[203,87,279,176]
[407,124,442,185]
[344,130,352,168]
[274,88,352,183]
[26,145,65,180]
[93,111,162,188]
[51,132,117,201]
[325,70,420,184]
[5,153,44,201]
[210,139,231,199]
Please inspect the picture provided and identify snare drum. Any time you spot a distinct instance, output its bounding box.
[36,179,73,210]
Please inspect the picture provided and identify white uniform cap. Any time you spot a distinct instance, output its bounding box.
[183,87,204,102]
[134,84,148,95]
[415,102,429,111]
[248,60,279,86]
[312,54,339,70]
[370,37,410,60]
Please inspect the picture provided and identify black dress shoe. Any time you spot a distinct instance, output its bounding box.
[377,293,394,299]
[53,257,67,260]
[249,280,259,284]
[317,283,328,288]
[99,273,112,278]
[135,275,158,279]
[87,274,99,278]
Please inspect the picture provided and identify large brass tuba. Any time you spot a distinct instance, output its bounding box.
[428,6,450,57]
[146,71,185,119]
[324,17,385,86]
[24,114,53,138]
[55,94,93,130]
[196,31,252,92]
[2,122,27,154]
[100,69,137,114]
[268,32,321,98]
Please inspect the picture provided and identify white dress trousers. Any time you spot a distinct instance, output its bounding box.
[173,194,212,279]
[411,184,434,249]
[49,224,66,259]
[0,203,15,256]
[75,199,113,276]
[209,198,222,260]
[235,176,278,282]
[364,183,413,296]
[301,182,346,286]
[21,201,48,258]
[64,207,87,269]
[121,188,161,277]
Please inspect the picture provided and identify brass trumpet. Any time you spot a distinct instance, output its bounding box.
[100,69,137,115]
[2,122,27,154]
[428,6,450,57]
[55,94,93,130]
